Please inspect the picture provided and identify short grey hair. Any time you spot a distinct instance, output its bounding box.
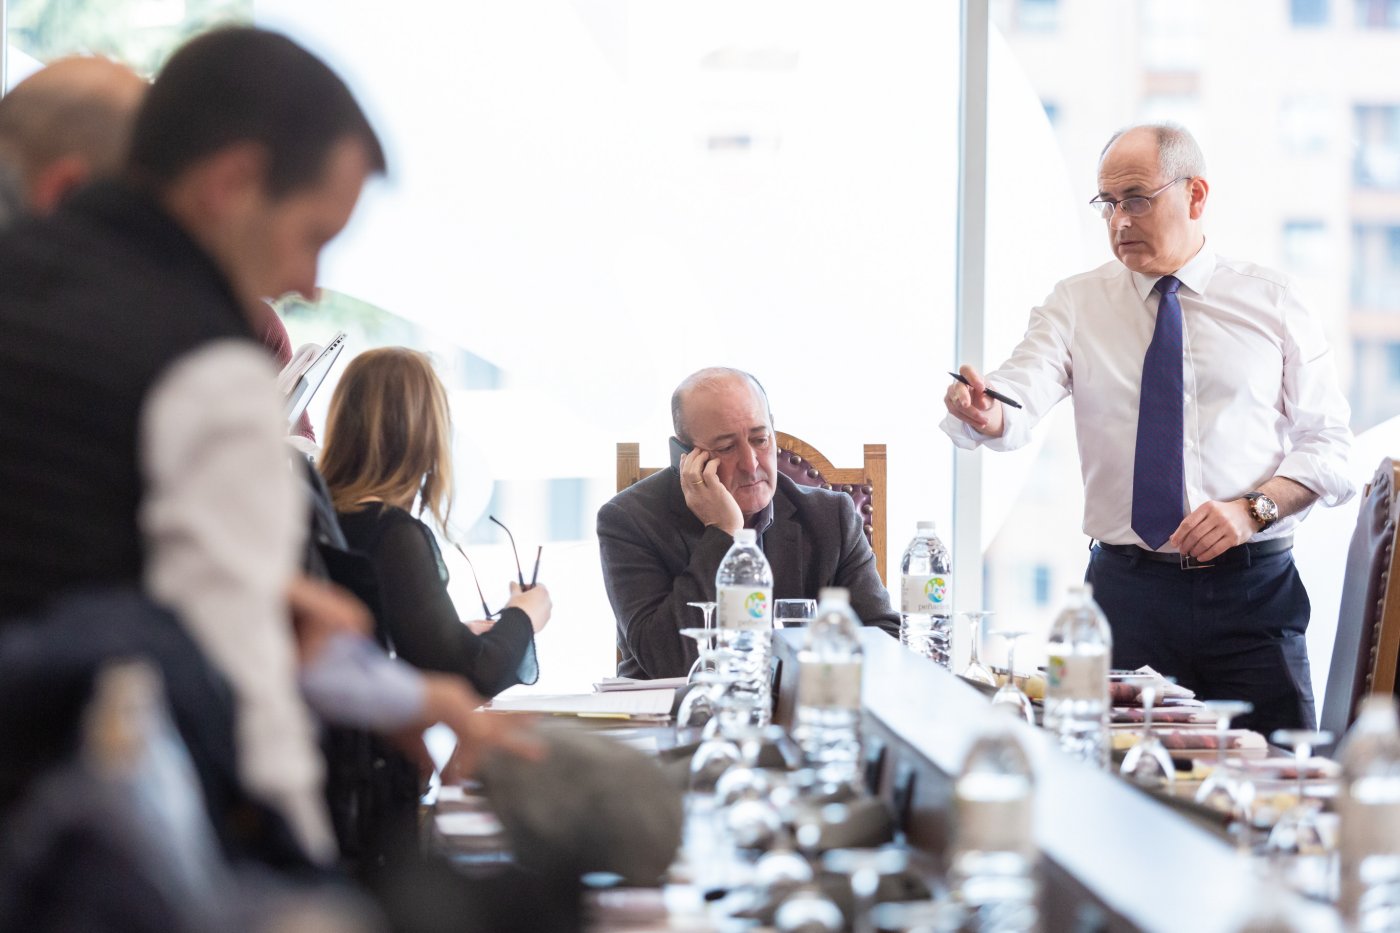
[1100,122,1206,181]
[671,367,773,445]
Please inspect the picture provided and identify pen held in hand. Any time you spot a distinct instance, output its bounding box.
[947,371,1023,409]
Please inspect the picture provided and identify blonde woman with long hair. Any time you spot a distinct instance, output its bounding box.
[320,347,550,697]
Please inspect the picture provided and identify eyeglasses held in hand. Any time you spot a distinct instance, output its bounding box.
[452,516,542,621]
[1088,176,1188,220]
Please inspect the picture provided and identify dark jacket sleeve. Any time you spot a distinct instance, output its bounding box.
[596,498,732,679]
[830,494,901,638]
[367,515,537,697]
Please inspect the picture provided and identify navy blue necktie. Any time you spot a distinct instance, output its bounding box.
[1131,275,1185,550]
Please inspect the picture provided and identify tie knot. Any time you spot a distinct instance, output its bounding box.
[1155,275,1181,296]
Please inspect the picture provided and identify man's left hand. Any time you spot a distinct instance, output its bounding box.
[1169,499,1258,562]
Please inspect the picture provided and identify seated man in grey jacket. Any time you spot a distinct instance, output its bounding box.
[598,367,899,679]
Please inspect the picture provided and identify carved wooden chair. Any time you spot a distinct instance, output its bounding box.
[615,431,887,583]
[1321,457,1400,738]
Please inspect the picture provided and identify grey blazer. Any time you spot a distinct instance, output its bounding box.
[597,468,900,679]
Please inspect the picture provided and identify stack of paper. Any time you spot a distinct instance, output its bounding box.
[593,676,689,693]
[485,689,675,721]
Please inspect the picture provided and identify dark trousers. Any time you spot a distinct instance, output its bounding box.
[1085,545,1315,736]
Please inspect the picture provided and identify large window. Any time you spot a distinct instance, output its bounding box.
[1355,105,1400,189]
[257,1,962,691]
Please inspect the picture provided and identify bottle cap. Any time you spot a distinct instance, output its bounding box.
[818,587,850,605]
[734,529,757,545]
[916,520,936,532]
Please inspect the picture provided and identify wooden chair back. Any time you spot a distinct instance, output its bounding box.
[615,431,888,583]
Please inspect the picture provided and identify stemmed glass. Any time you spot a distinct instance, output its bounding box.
[676,628,724,733]
[1118,675,1175,790]
[1194,700,1256,831]
[685,601,717,681]
[989,628,1035,724]
[959,611,998,687]
[870,900,965,933]
[822,847,911,933]
[1265,728,1333,855]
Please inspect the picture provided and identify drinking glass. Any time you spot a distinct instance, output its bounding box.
[989,628,1035,725]
[1265,728,1332,856]
[958,611,998,687]
[1194,700,1255,827]
[774,598,818,629]
[685,601,717,681]
[1118,675,1175,790]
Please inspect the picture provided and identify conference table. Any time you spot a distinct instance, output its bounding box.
[447,628,1347,932]
[770,628,1344,932]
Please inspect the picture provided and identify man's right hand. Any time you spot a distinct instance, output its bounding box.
[679,447,743,535]
[944,364,1006,438]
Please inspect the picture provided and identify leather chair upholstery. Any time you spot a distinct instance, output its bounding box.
[616,432,888,584]
[1321,458,1400,739]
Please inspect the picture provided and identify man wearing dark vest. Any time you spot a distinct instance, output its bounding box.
[0,27,385,862]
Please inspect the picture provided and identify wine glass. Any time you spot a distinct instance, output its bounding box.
[870,900,966,933]
[1265,728,1332,855]
[685,601,717,681]
[959,611,998,687]
[1118,675,1175,790]
[774,598,818,629]
[989,628,1035,725]
[775,885,844,933]
[676,628,724,734]
[689,718,741,796]
[823,847,911,933]
[1194,700,1255,829]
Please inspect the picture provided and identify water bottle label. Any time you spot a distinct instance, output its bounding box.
[1338,789,1400,869]
[1046,653,1107,700]
[901,574,950,615]
[797,660,861,709]
[956,792,1034,856]
[717,585,772,631]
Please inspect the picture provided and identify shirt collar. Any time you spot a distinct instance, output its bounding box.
[1129,238,1215,302]
[746,499,776,537]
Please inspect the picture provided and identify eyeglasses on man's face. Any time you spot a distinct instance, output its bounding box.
[1088,176,1189,220]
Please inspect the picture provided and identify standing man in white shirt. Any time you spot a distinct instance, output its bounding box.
[942,123,1354,736]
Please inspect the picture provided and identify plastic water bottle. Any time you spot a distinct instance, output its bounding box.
[951,723,1039,931]
[1043,585,1111,769]
[716,528,774,730]
[899,521,953,668]
[794,587,864,788]
[1337,695,1400,928]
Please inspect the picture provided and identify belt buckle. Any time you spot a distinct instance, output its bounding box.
[1179,552,1214,571]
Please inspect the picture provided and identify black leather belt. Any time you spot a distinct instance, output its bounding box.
[1093,537,1292,570]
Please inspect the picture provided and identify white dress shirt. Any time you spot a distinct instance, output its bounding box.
[941,244,1355,548]
[140,340,335,862]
